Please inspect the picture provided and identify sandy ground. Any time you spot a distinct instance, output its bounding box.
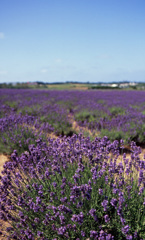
[0,154,9,175]
[0,155,10,239]
[68,113,99,139]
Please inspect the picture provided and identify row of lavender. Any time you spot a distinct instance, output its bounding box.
[0,135,145,239]
[0,89,145,239]
[1,89,145,152]
[0,89,72,154]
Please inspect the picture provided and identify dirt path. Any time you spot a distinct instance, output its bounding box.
[0,154,9,175]
[68,113,99,138]
[0,155,10,239]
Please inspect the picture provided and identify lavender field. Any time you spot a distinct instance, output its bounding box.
[0,89,145,239]
[1,89,145,149]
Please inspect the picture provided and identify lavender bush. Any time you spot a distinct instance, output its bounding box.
[0,112,50,154]
[0,135,145,239]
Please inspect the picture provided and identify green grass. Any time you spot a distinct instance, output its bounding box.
[17,105,41,116]
[100,129,125,142]
[40,114,74,136]
[4,101,18,109]
[75,110,108,123]
[109,106,125,116]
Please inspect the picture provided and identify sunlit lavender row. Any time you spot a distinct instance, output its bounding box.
[1,135,145,239]
[0,89,145,239]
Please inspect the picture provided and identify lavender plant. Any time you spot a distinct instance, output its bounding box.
[0,135,145,239]
[0,112,47,154]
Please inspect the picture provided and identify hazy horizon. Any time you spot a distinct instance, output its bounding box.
[0,0,145,83]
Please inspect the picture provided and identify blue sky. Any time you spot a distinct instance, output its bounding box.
[0,0,145,83]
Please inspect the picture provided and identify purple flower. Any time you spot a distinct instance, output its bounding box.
[122,225,130,235]
[60,183,66,189]
[36,196,41,205]
[73,173,81,183]
[134,231,138,238]
[81,231,85,237]
[57,226,67,235]
[59,213,65,224]
[62,177,67,183]
[61,190,65,195]
[101,200,108,211]
[50,192,55,197]
[37,231,43,237]
[34,217,40,223]
[89,208,98,221]
[90,230,98,239]
[120,217,126,225]
[110,198,118,208]
[52,182,57,188]
[71,212,84,225]
[38,190,43,197]
[60,197,67,203]
[105,176,109,183]
[76,201,83,208]
[70,186,81,199]
[104,214,110,223]
[99,188,103,195]
[126,235,133,240]
[45,170,50,178]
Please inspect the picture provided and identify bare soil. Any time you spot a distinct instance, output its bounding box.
[68,113,99,138]
[0,155,11,239]
[0,154,9,175]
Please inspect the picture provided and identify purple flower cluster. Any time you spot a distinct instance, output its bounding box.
[0,135,145,239]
